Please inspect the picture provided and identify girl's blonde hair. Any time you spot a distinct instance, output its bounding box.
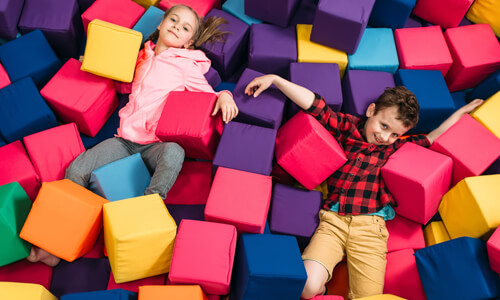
[143,5,228,49]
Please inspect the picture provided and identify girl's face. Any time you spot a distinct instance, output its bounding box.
[157,7,198,49]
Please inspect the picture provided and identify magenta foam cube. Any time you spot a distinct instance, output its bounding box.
[430,114,500,186]
[107,271,165,293]
[0,63,10,89]
[444,24,500,92]
[164,161,213,205]
[382,142,452,224]
[386,214,425,253]
[412,0,474,29]
[168,219,237,295]
[159,0,220,16]
[205,167,272,234]
[394,26,453,78]
[81,0,145,34]
[41,58,118,137]
[384,249,426,300]
[0,141,39,201]
[276,111,347,190]
[487,226,500,274]
[23,123,85,183]
[0,259,53,291]
[156,91,223,160]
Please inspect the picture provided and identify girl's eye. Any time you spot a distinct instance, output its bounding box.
[170,17,176,22]
[381,123,387,129]
[183,27,189,31]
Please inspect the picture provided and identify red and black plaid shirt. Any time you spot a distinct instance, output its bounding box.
[306,93,430,215]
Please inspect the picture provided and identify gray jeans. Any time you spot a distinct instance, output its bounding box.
[65,137,184,199]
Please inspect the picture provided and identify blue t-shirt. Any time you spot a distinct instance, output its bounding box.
[330,202,395,221]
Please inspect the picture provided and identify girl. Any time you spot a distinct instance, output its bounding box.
[27,4,239,267]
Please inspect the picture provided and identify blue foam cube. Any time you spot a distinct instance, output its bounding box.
[133,6,164,44]
[467,69,500,101]
[369,0,417,29]
[348,28,399,73]
[61,289,137,300]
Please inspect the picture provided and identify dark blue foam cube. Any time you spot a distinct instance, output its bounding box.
[467,69,500,101]
[61,289,137,300]
[369,0,417,30]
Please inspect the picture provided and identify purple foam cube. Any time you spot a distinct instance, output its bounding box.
[245,0,300,27]
[269,183,322,238]
[205,66,222,90]
[213,121,277,176]
[288,62,343,119]
[201,9,249,80]
[166,204,206,225]
[311,0,375,54]
[341,70,395,118]
[0,0,24,40]
[233,68,286,129]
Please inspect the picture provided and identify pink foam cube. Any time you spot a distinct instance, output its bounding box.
[412,0,474,29]
[311,296,344,300]
[159,0,220,16]
[0,141,40,201]
[444,24,500,92]
[275,111,347,190]
[168,219,237,295]
[23,123,85,183]
[0,63,10,89]
[430,114,500,186]
[0,259,53,290]
[156,91,223,160]
[165,161,213,205]
[108,271,166,293]
[394,26,453,78]
[487,226,500,274]
[384,249,426,300]
[40,58,118,137]
[386,214,425,253]
[382,142,453,224]
[81,0,146,34]
[205,167,272,234]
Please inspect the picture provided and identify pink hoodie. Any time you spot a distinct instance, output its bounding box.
[117,41,226,144]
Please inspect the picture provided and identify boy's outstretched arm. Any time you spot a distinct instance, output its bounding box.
[426,99,484,144]
[245,74,316,110]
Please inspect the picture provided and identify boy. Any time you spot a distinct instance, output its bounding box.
[244,74,483,299]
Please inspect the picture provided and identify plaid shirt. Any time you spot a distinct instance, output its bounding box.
[306,93,430,215]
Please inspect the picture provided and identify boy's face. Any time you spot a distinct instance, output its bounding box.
[364,103,411,146]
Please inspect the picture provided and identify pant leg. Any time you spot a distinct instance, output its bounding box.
[140,142,184,199]
[65,137,133,188]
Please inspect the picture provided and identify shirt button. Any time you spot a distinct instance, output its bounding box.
[357,157,362,161]
[340,188,345,194]
[348,173,353,177]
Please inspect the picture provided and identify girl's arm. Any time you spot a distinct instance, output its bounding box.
[212,91,238,124]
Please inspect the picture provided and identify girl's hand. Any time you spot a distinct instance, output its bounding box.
[244,74,276,98]
[212,92,239,124]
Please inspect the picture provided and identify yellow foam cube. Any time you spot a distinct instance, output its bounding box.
[358,295,406,300]
[439,174,500,239]
[133,0,160,9]
[296,24,348,77]
[423,221,451,246]
[103,194,177,283]
[471,90,500,139]
[0,282,57,300]
[466,0,500,37]
[81,19,142,82]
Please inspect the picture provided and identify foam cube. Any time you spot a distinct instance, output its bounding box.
[139,285,207,300]
[471,90,500,138]
[80,107,121,149]
[0,63,10,89]
[310,0,375,54]
[166,204,206,225]
[415,237,500,299]
[439,174,500,239]
[386,214,425,253]
[155,91,223,160]
[201,9,249,80]
[268,183,322,239]
[395,69,455,134]
[159,0,220,16]
[41,58,118,137]
[222,0,263,26]
[395,26,453,78]
[244,0,299,27]
[288,62,343,119]
[412,0,473,29]
[231,234,307,300]
[168,219,237,295]
[103,194,176,283]
[347,28,399,74]
[81,0,145,34]
[430,114,500,186]
[132,6,164,44]
[89,153,151,201]
[83,231,105,259]
[23,123,85,182]
[20,179,108,262]
[466,0,500,37]
[403,14,423,28]
[487,226,500,274]
[384,249,426,300]
[205,66,222,90]
[423,221,450,247]
[325,261,348,299]
[296,24,348,77]
[0,259,53,290]
[213,121,277,175]
[369,0,416,29]
[0,141,40,201]
[468,69,500,101]
[165,161,212,205]
[382,143,453,224]
[60,288,137,300]
[0,282,56,300]
[248,23,296,78]
[205,167,272,234]
[341,70,395,118]
[0,182,32,266]
[81,20,142,82]
[276,111,347,190]
[108,272,165,293]
[0,30,61,88]
[444,24,500,92]
[0,0,24,40]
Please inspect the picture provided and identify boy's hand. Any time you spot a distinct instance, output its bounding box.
[244,74,276,97]
[212,92,239,124]
[458,98,484,114]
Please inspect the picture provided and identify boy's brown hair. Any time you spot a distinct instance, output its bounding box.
[373,86,419,128]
